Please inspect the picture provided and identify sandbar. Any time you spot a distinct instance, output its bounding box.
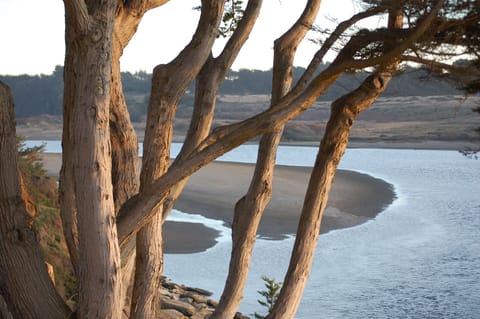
[40,153,395,254]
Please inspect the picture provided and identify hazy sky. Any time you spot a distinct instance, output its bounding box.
[0,0,362,75]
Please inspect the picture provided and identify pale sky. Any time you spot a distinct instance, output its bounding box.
[0,0,364,75]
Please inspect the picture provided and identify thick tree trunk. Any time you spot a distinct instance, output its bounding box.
[130,212,163,317]
[62,1,123,318]
[111,5,144,314]
[110,57,140,214]
[0,81,70,318]
[212,2,321,317]
[59,34,80,275]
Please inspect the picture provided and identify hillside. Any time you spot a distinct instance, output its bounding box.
[0,65,463,119]
[16,94,479,149]
[5,66,479,147]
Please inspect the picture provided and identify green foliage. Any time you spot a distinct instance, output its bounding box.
[254,276,282,319]
[17,136,77,301]
[0,65,63,117]
[218,0,244,37]
[18,138,47,177]
[16,137,56,206]
[194,0,244,37]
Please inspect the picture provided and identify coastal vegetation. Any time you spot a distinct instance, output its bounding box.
[0,1,478,319]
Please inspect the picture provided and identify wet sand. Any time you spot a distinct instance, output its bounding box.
[40,153,396,254]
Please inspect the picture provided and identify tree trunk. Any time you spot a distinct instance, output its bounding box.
[130,212,163,317]
[0,81,70,318]
[129,1,224,316]
[63,1,123,318]
[266,71,394,319]
[212,2,321,317]
[267,6,405,315]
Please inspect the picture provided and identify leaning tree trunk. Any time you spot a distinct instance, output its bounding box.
[212,2,321,317]
[267,8,404,317]
[266,71,395,319]
[63,1,123,318]
[0,81,70,318]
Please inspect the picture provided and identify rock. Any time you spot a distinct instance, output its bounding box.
[161,298,197,316]
[190,308,214,319]
[158,309,188,319]
[183,286,213,297]
[181,292,209,304]
[159,277,249,318]
[234,312,251,319]
[207,299,219,307]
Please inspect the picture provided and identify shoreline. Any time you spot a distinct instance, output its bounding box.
[40,153,396,254]
[23,135,478,152]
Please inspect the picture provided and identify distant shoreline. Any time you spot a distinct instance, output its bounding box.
[18,126,478,152]
[40,153,396,254]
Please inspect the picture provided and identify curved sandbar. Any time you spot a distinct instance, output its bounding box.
[174,161,395,242]
[40,154,395,254]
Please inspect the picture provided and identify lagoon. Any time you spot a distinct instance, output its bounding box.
[27,140,480,318]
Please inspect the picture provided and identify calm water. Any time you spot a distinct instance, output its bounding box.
[29,141,480,318]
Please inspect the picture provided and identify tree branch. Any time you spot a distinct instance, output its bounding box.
[115,0,445,247]
[64,0,91,34]
[401,54,479,76]
[295,6,386,94]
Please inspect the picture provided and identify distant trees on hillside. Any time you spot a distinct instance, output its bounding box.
[1,65,461,119]
[0,66,63,117]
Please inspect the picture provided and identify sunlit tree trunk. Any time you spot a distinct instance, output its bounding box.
[267,9,404,318]
[212,1,321,318]
[62,1,123,317]
[0,81,70,318]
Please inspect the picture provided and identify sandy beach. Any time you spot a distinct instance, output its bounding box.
[40,153,395,254]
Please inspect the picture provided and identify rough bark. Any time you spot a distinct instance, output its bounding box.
[111,2,151,315]
[59,15,80,275]
[110,50,140,215]
[63,1,123,318]
[129,1,224,316]
[0,81,70,318]
[212,1,321,318]
[60,0,170,275]
[129,211,163,318]
[110,0,171,214]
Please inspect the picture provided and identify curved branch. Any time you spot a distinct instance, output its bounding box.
[401,54,479,75]
[116,65,341,246]
[116,0,445,247]
[294,6,386,93]
[330,0,445,72]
